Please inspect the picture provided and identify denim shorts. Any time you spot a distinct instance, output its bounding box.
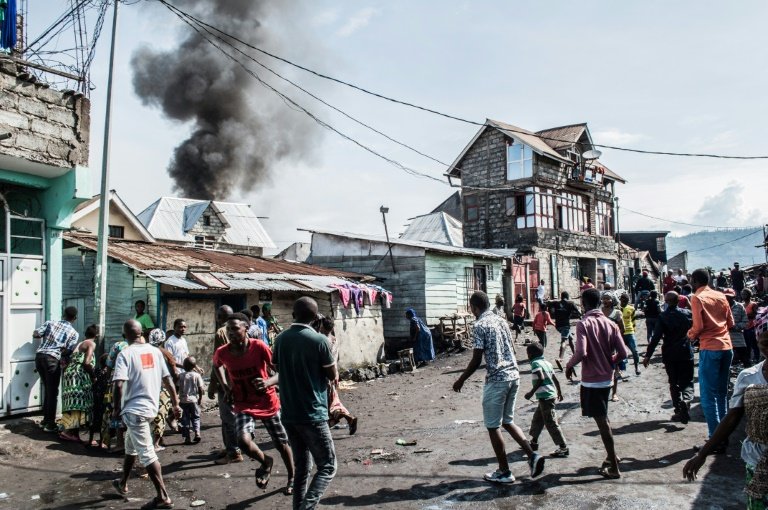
[482,379,519,429]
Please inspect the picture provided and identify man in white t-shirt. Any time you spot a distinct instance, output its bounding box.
[165,318,190,374]
[536,280,547,311]
[112,319,181,509]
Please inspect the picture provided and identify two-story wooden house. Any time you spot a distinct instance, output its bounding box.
[445,119,626,305]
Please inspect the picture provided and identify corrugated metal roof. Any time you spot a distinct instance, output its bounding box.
[136,197,276,249]
[535,123,588,151]
[301,228,505,259]
[64,233,371,279]
[400,212,463,247]
[142,270,360,292]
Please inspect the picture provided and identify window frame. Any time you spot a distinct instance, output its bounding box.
[465,194,479,223]
[506,139,534,181]
[108,225,125,239]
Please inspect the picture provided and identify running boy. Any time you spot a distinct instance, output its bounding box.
[178,357,205,444]
[532,307,556,348]
[524,342,568,457]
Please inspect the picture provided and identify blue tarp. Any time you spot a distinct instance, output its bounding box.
[0,0,17,51]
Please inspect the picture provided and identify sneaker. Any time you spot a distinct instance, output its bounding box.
[42,424,58,433]
[484,469,515,484]
[184,438,192,445]
[551,446,569,458]
[530,440,539,452]
[193,435,201,443]
[529,453,545,478]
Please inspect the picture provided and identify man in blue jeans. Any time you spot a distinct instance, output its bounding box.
[273,297,337,509]
[454,291,544,484]
[688,268,734,454]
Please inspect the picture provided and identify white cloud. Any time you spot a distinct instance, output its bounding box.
[336,7,380,37]
[692,180,762,227]
[592,129,645,145]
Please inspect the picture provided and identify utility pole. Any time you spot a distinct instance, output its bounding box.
[94,0,119,350]
[380,206,397,274]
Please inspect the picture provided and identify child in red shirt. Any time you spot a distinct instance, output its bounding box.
[512,294,527,344]
[532,308,555,348]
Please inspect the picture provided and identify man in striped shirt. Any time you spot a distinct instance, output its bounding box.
[34,306,79,432]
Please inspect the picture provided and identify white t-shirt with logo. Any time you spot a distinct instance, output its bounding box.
[112,343,170,419]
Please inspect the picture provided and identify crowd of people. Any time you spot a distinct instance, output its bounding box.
[29,261,768,508]
[454,266,768,508]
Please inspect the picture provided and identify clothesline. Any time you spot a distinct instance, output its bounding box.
[330,282,393,316]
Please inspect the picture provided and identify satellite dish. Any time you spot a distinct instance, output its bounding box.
[582,149,602,160]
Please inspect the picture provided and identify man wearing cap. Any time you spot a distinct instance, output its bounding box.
[731,263,745,297]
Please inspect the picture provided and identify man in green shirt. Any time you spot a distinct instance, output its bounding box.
[273,297,337,510]
[134,300,155,336]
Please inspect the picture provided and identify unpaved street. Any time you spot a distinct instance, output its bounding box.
[0,322,746,509]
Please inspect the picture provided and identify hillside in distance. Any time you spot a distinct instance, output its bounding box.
[666,228,766,270]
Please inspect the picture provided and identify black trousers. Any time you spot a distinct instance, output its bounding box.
[664,358,694,411]
[35,353,62,426]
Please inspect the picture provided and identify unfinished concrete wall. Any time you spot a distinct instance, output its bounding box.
[0,62,90,168]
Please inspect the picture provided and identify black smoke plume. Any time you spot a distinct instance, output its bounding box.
[131,0,318,200]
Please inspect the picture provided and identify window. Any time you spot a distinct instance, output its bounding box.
[506,189,535,229]
[203,215,211,226]
[108,225,125,238]
[656,236,666,252]
[554,192,589,233]
[464,266,489,308]
[595,201,614,237]
[506,140,533,180]
[465,195,479,223]
[194,235,216,249]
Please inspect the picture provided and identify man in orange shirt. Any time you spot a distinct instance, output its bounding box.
[687,268,734,452]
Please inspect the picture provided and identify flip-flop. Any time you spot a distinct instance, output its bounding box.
[140,497,174,509]
[598,466,621,479]
[255,456,273,489]
[112,479,128,496]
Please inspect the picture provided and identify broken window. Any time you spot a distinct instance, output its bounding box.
[506,140,533,180]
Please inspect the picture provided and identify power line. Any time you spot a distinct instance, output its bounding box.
[160,1,449,168]
[621,207,761,230]
[686,228,763,253]
[159,1,764,234]
[156,1,768,161]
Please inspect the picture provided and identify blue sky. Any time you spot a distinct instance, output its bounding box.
[30,1,768,253]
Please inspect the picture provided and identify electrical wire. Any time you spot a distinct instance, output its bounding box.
[157,0,768,161]
[620,207,761,230]
[161,1,450,168]
[686,228,763,253]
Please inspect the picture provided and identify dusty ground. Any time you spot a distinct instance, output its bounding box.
[0,322,748,509]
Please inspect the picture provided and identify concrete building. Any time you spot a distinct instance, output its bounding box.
[137,196,275,256]
[0,61,91,416]
[445,119,626,308]
[63,233,385,372]
[304,228,505,343]
[71,190,155,242]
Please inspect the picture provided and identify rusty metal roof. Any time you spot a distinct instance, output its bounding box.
[64,233,371,280]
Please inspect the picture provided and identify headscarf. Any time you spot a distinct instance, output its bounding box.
[148,328,166,346]
[406,307,421,322]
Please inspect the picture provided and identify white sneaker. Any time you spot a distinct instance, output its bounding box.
[484,469,515,484]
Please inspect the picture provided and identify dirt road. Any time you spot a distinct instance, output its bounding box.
[0,322,747,509]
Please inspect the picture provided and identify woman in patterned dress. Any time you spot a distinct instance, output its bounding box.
[57,325,98,442]
[101,336,129,452]
[148,329,177,450]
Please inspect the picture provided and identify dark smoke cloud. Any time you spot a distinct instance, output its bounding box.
[131,0,319,200]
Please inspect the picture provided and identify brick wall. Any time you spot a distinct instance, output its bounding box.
[0,63,90,168]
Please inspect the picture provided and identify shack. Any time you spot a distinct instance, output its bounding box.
[62,234,389,372]
[303,229,505,345]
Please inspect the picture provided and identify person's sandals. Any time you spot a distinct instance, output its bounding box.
[611,395,620,402]
[349,417,358,436]
[284,478,294,496]
[112,479,128,497]
[598,465,621,479]
[140,496,174,509]
[255,456,274,489]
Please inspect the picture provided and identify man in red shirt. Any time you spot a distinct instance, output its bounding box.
[663,270,676,294]
[213,313,295,494]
